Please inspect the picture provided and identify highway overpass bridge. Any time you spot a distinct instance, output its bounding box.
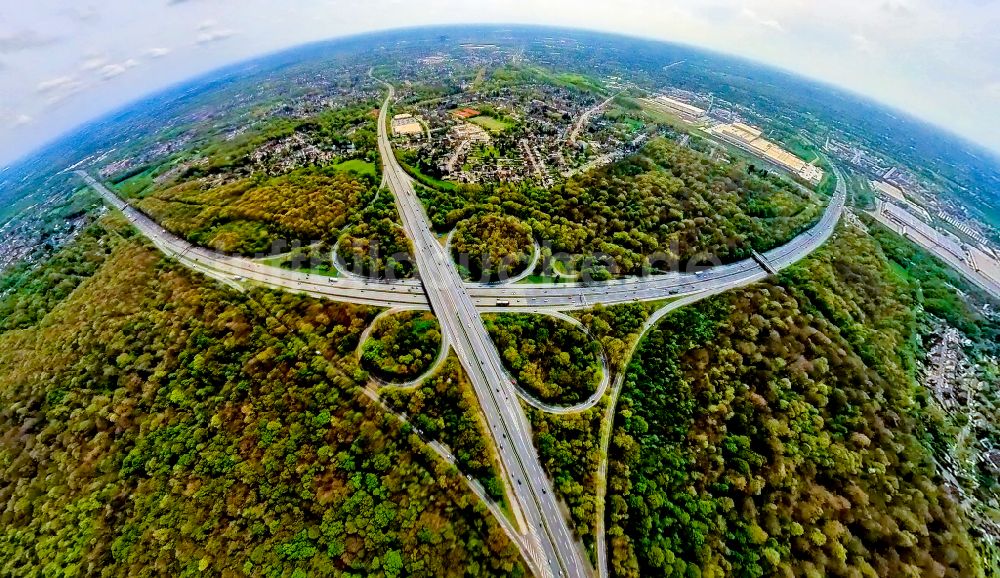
[76,81,847,578]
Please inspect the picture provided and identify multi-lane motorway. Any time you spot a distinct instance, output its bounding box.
[870,201,1000,299]
[76,170,430,306]
[77,83,847,578]
[76,158,845,314]
[376,82,589,578]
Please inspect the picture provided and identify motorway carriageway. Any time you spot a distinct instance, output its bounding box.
[77,163,845,313]
[376,81,588,578]
[76,112,846,578]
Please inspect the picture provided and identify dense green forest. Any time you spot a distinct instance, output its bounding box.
[527,406,604,558]
[484,64,607,94]
[0,215,525,577]
[136,165,373,254]
[483,313,602,404]
[417,137,822,275]
[361,311,442,382]
[857,217,1000,571]
[380,356,507,502]
[859,215,1000,353]
[451,214,534,281]
[525,303,652,560]
[6,29,998,578]
[608,225,986,578]
[337,191,415,279]
[0,217,114,330]
[574,303,653,373]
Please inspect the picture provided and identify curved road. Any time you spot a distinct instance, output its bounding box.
[76,88,846,578]
[375,80,590,578]
[355,306,453,390]
[78,167,844,312]
[593,164,847,578]
[77,170,430,307]
[478,307,612,415]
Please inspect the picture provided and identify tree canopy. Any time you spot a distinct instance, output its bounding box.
[0,215,525,577]
[608,226,984,578]
[361,311,442,382]
[417,137,822,275]
[452,214,534,282]
[484,313,602,404]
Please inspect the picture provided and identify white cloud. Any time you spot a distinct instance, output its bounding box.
[740,7,785,32]
[1,0,1000,162]
[0,108,34,128]
[81,54,108,71]
[35,75,88,107]
[36,75,80,93]
[196,25,236,45]
[144,47,171,58]
[195,19,236,44]
[851,33,875,54]
[98,58,139,80]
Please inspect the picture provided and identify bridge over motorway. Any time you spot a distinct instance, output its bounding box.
[76,80,846,578]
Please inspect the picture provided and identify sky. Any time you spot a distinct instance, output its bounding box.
[1,0,999,166]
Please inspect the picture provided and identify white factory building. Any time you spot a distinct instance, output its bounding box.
[651,95,707,122]
[711,122,825,185]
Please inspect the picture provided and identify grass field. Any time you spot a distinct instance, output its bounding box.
[634,100,703,133]
[258,254,339,277]
[113,166,158,198]
[468,115,513,133]
[517,274,558,284]
[332,158,377,178]
[785,139,821,164]
[488,65,605,94]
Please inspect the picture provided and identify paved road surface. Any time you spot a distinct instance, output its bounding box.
[76,171,430,307]
[869,202,1000,299]
[567,91,622,145]
[375,81,589,578]
[354,305,454,389]
[76,92,847,578]
[477,307,612,415]
[78,167,845,312]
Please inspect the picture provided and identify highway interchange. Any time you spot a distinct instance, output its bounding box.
[78,81,847,578]
[76,167,844,314]
[376,81,591,578]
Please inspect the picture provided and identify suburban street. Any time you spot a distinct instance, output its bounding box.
[567,91,623,145]
[8,10,999,578]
